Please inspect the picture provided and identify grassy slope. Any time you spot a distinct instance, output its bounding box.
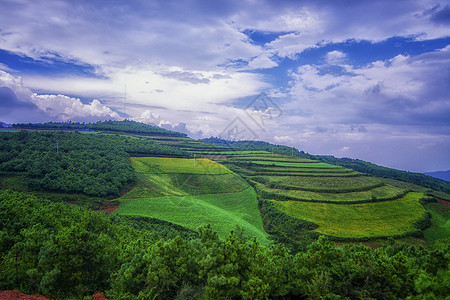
[131,156,231,174]
[264,175,383,189]
[115,157,269,244]
[249,161,343,168]
[272,192,426,238]
[266,184,406,202]
[423,202,450,246]
[116,187,268,244]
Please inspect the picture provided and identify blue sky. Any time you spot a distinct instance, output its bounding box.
[0,0,449,172]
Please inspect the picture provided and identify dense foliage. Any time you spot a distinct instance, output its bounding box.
[0,131,187,197]
[12,120,187,137]
[202,137,300,156]
[0,190,448,299]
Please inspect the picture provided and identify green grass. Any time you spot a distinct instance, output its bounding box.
[423,202,450,246]
[242,166,355,173]
[116,156,268,244]
[190,150,271,155]
[260,175,383,189]
[249,161,342,168]
[272,192,427,238]
[231,155,317,163]
[116,187,269,244]
[259,182,405,202]
[122,173,249,198]
[131,157,232,174]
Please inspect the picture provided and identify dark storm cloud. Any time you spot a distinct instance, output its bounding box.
[0,86,46,123]
[430,5,450,24]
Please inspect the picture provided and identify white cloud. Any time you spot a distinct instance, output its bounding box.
[2,0,449,73]
[247,54,278,70]
[22,65,269,114]
[33,95,119,121]
[325,50,347,65]
[0,70,119,122]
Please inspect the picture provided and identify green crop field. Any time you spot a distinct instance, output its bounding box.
[245,166,354,173]
[258,181,406,202]
[122,173,249,198]
[116,187,269,244]
[249,161,343,168]
[197,150,270,155]
[423,202,450,246]
[263,175,383,189]
[231,156,317,163]
[115,156,268,244]
[131,156,231,174]
[272,192,427,238]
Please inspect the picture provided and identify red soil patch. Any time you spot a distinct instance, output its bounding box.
[92,292,109,300]
[0,290,50,300]
[97,202,120,214]
[0,291,109,300]
[437,199,450,208]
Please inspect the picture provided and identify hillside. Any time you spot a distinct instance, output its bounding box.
[425,170,450,182]
[0,121,449,299]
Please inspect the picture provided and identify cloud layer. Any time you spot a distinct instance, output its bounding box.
[0,0,449,172]
[0,71,119,123]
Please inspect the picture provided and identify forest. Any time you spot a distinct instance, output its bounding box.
[0,190,448,299]
[0,131,187,197]
[12,120,187,137]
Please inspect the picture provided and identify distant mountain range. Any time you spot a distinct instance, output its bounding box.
[425,170,450,181]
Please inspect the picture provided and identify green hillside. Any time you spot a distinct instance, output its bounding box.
[115,157,269,244]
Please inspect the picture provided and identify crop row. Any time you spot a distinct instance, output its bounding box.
[271,192,427,238]
[248,180,410,204]
[251,176,386,193]
[251,175,386,193]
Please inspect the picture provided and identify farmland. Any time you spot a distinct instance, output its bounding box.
[115,157,268,244]
[116,187,268,243]
[272,192,427,238]
[219,152,434,241]
[130,156,231,174]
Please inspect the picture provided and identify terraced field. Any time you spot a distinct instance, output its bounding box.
[272,192,426,238]
[221,152,429,239]
[115,157,269,244]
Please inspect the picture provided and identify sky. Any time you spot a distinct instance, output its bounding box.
[0,0,449,172]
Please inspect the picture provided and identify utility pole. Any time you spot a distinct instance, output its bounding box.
[194,154,196,167]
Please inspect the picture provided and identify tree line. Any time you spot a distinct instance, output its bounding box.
[12,120,187,137]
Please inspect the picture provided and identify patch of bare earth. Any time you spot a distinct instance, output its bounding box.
[97,202,120,214]
[437,199,450,208]
[0,291,109,300]
[0,290,50,300]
